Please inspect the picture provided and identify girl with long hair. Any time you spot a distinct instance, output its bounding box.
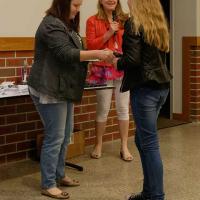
[86,0,133,162]
[113,0,172,199]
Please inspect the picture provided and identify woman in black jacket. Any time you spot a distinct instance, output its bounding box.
[113,0,172,199]
[28,0,114,199]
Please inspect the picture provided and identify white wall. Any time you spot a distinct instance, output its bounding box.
[0,0,52,37]
[0,0,128,37]
[172,0,198,113]
[197,0,200,35]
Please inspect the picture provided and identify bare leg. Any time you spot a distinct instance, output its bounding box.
[118,119,133,161]
[90,121,106,159]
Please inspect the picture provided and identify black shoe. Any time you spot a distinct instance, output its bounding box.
[125,193,147,200]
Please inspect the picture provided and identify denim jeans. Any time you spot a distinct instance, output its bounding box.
[31,95,74,189]
[130,86,169,200]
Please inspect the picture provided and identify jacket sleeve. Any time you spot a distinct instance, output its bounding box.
[117,20,142,71]
[39,18,80,64]
[86,17,105,50]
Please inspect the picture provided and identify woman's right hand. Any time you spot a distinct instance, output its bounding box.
[109,22,119,35]
[98,49,115,63]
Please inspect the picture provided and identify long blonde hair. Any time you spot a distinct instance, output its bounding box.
[97,0,128,25]
[129,0,169,52]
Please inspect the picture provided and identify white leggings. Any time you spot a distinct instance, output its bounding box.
[96,80,130,122]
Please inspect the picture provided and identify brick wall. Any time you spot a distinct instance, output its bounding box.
[190,46,200,121]
[0,50,135,165]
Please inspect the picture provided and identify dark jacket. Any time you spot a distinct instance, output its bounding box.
[28,15,88,102]
[117,19,172,92]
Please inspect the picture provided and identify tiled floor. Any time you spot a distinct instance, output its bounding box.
[0,123,200,200]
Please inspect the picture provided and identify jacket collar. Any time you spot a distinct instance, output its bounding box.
[68,31,82,49]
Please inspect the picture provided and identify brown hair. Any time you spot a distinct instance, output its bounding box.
[129,0,169,52]
[46,0,80,32]
[97,0,128,25]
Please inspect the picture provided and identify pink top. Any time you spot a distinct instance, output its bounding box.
[86,15,124,84]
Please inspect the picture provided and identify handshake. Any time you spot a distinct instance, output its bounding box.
[97,49,122,64]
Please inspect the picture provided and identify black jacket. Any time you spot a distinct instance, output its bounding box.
[28,15,88,102]
[117,19,172,92]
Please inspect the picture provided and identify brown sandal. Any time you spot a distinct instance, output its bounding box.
[59,178,80,187]
[41,189,69,199]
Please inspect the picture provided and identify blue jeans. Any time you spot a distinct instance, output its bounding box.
[31,95,74,189]
[130,86,169,200]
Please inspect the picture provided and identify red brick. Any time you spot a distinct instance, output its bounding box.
[81,97,89,104]
[89,129,95,137]
[0,125,16,135]
[0,155,6,164]
[191,46,200,50]
[0,99,6,106]
[7,113,26,124]
[106,125,118,133]
[74,123,81,131]
[190,102,200,109]
[6,97,26,105]
[0,68,15,77]
[81,121,95,130]
[17,122,35,132]
[89,113,96,120]
[6,58,24,67]
[15,51,34,57]
[0,51,15,58]
[190,109,200,115]
[26,130,43,140]
[0,78,6,83]
[190,96,200,102]
[17,140,35,151]
[190,90,200,96]
[190,83,200,90]
[25,96,33,103]
[190,70,200,76]
[190,64,200,70]
[88,96,97,104]
[0,116,5,125]
[81,104,96,113]
[17,103,35,113]
[83,90,95,97]
[83,130,90,138]
[85,137,95,146]
[190,57,200,63]
[0,59,5,67]
[190,77,200,83]
[27,58,34,65]
[0,136,5,145]
[109,109,117,117]
[7,152,27,163]
[74,114,90,123]
[0,105,16,115]
[128,129,135,136]
[37,121,43,129]
[74,105,81,113]
[6,133,26,143]
[190,51,200,57]
[113,132,121,140]
[102,133,113,142]
[0,144,16,154]
[27,112,40,121]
